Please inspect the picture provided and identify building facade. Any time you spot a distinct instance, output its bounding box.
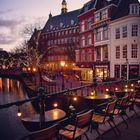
[75,0,96,81]
[39,0,79,71]
[37,0,140,81]
[110,1,140,79]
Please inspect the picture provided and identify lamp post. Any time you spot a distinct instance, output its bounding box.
[126,58,129,81]
[60,61,65,90]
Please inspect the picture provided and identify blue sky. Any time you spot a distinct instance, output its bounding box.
[0,0,90,52]
[0,0,140,52]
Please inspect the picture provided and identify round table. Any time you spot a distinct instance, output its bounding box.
[84,94,112,109]
[22,108,66,122]
[21,109,66,131]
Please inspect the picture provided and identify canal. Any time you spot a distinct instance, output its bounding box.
[0,78,34,140]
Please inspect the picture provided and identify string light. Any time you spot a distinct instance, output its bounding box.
[73,97,77,101]
[17,108,22,117]
[53,103,58,108]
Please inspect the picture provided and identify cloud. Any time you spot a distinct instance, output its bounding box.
[0,9,14,15]
[0,34,16,44]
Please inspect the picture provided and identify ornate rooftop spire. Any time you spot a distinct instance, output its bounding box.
[61,0,68,14]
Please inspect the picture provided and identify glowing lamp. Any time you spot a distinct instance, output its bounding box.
[53,103,58,108]
[73,97,77,101]
[17,109,22,117]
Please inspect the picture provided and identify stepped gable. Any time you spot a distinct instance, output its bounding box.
[42,9,80,33]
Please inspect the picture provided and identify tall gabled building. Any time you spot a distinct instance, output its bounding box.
[109,0,140,79]
[39,0,80,71]
[75,0,97,81]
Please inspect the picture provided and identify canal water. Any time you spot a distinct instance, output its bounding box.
[0,78,34,140]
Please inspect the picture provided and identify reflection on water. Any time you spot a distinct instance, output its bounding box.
[0,78,36,117]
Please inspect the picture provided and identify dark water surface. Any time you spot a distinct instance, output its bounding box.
[0,78,34,140]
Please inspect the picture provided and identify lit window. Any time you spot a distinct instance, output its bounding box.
[103,46,108,60]
[131,44,138,58]
[122,26,127,38]
[122,45,127,59]
[132,24,138,37]
[116,46,120,59]
[115,28,120,39]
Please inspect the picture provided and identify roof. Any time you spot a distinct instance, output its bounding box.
[42,9,80,33]
[112,0,140,20]
[79,0,97,14]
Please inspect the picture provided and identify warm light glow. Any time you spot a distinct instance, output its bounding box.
[32,67,37,72]
[131,89,134,92]
[125,89,128,92]
[22,67,27,72]
[138,80,140,85]
[17,109,22,117]
[106,88,109,92]
[130,84,134,87]
[105,94,109,98]
[53,103,58,108]
[115,88,118,91]
[60,61,65,67]
[125,85,128,88]
[28,67,31,71]
[73,97,77,101]
[91,91,94,95]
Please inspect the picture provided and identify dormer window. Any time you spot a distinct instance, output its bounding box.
[71,20,74,25]
[50,25,53,29]
[60,22,63,27]
[130,4,140,15]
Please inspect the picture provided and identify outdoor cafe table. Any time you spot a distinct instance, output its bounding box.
[84,94,113,109]
[21,108,66,131]
[21,108,66,123]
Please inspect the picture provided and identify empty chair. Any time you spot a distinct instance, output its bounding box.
[18,124,59,140]
[91,100,120,138]
[59,110,93,140]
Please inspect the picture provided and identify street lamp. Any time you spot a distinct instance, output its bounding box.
[126,58,129,81]
[60,61,65,90]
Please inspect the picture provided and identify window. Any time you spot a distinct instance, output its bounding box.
[101,9,108,20]
[81,21,85,32]
[122,45,127,58]
[81,35,85,47]
[95,28,101,42]
[103,26,108,40]
[131,44,138,58]
[103,46,108,60]
[96,47,101,60]
[132,24,138,37]
[122,26,127,38]
[88,34,92,45]
[75,50,79,62]
[116,46,120,59]
[130,4,140,15]
[87,18,92,30]
[81,50,85,62]
[88,49,92,61]
[95,12,100,22]
[115,28,120,39]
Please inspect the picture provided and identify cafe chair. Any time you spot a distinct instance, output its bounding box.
[115,95,130,128]
[91,100,120,138]
[17,124,59,140]
[127,92,139,118]
[59,110,93,140]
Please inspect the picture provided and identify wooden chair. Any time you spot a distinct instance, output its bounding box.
[59,110,93,140]
[91,100,120,138]
[18,124,59,140]
[115,95,130,128]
